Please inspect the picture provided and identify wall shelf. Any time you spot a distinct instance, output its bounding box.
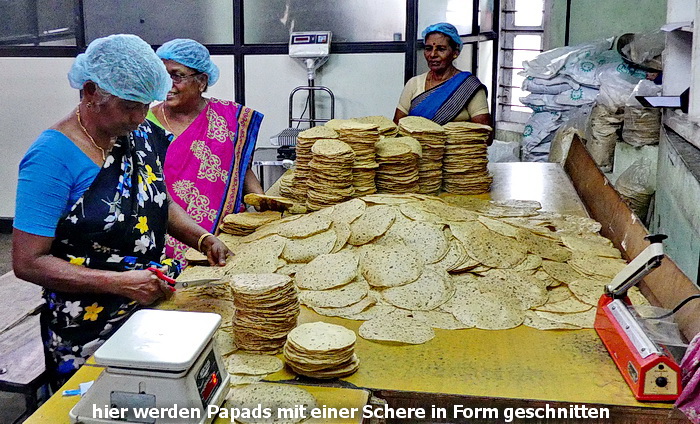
[664,1,700,126]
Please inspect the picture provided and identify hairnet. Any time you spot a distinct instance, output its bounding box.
[156,39,220,87]
[422,23,463,51]
[68,34,171,104]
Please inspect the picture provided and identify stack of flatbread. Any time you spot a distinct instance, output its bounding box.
[292,126,339,200]
[223,352,284,386]
[442,122,493,194]
[227,383,318,423]
[329,119,380,197]
[230,273,299,354]
[398,116,447,194]
[375,137,421,193]
[219,211,282,236]
[284,322,359,379]
[306,139,356,210]
[278,171,296,199]
[352,115,398,137]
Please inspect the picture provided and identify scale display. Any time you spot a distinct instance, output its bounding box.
[288,31,331,59]
[196,349,222,407]
[291,33,329,45]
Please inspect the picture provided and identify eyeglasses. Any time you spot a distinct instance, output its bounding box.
[169,72,202,84]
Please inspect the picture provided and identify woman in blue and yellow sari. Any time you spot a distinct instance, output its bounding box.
[13,34,230,388]
[394,23,492,139]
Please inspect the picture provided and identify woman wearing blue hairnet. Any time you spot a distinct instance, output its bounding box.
[12,34,231,387]
[393,23,492,139]
[147,39,265,263]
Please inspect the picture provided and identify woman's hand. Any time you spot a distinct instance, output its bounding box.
[166,195,232,265]
[201,235,232,266]
[116,270,174,305]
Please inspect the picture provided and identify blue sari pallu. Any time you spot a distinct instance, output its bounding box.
[409,71,486,125]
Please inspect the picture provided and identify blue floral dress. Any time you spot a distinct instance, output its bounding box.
[41,122,180,386]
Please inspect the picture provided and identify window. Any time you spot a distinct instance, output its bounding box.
[417,0,474,38]
[498,0,546,124]
[0,0,76,46]
[83,0,234,45]
[244,0,405,44]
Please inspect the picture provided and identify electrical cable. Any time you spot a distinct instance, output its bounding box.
[645,294,700,320]
[295,92,311,128]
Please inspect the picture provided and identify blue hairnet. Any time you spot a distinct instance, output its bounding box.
[68,34,171,104]
[422,23,463,51]
[156,39,220,87]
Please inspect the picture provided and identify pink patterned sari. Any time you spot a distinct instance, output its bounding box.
[162,98,263,261]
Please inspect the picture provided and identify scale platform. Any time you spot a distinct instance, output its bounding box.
[69,309,230,424]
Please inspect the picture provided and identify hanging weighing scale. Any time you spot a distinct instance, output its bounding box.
[594,234,683,402]
[256,31,335,191]
[69,309,230,423]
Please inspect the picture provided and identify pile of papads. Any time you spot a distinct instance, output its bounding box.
[227,383,318,424]
[179,193,646,347]
[375,137,421,193]
[284,322,359,378]
[442,122,492,194]
[327,119,380,197]
[398,116,448,195]
[292,125,339,200]
[231,274,299,354]
[306,139,356,211]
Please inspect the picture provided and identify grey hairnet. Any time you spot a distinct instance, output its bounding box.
[422,22,463,51]
[68,34,171,103]
[156,39,220,86]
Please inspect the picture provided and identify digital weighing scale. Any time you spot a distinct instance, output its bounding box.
[69,309,230,423]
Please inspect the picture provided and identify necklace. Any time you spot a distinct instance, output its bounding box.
[75,107,106,162]
[161,100,208,136]
[161,104,177,135]
[429,68,457,85]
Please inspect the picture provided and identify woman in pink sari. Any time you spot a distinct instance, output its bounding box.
[148,39,264,261]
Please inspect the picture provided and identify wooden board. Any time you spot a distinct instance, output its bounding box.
[0,271,43,334]
[565,135,700,340]
[0,314,44,387]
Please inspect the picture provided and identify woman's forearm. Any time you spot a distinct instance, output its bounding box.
[11,228,169,305]
[243,167,264,195]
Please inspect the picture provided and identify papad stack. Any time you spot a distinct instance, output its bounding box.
[398,116,447,194]
[284,322,359,379]
[442,122,493,194]
[306,139,355,210]
[223,352,284,386]
[227,383,318,424]
[278,170,296,199]
[351,115,399,137]
[220,211,282,236]
[375,137,421,193]
[230,273,299,354]
[293,126,339,200]
[329,119,380,197]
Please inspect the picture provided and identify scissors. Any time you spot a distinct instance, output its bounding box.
[147,267,177,292]
[173,277,225,289]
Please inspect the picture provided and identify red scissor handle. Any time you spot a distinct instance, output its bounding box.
[147,267,177,291]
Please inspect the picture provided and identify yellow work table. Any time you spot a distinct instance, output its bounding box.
[25,361,369,424]
[262,163,687,422]
[26,162,687,423]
